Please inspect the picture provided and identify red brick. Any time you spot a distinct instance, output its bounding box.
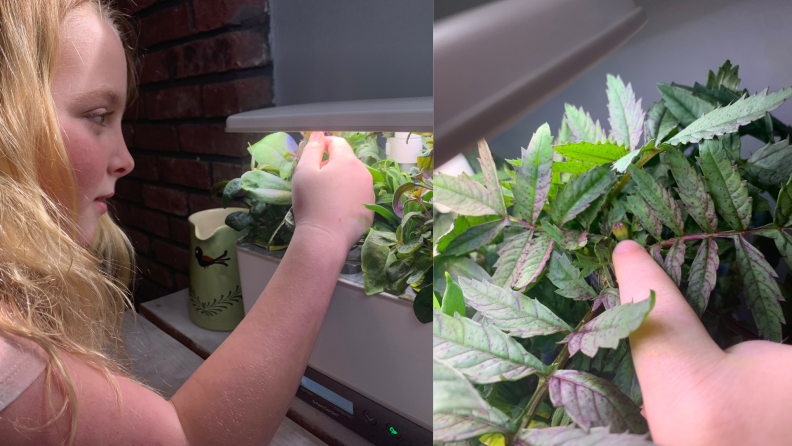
[140,50,170,84]
[133,124,179,151]
[124,97,146,121]
[171,31,270,79]
[179,124,260,157]
[169,218,191,245]
[174,272,190,291]
[142,185,189,216]
[112,202,170,238]
[143,86,202,120]
[139,5,191,48]
[126,229,151,255]
[212,162,248,185]
[127,155,158,181]
[158,158,211,189]
[122,124,134,148]
[203,77,273,118]
[115,178,142,203]
[151,239,190,273]
[193,0,268,32]
[188,194,224,214]
[134,277,170,303]
[139,257,174,289]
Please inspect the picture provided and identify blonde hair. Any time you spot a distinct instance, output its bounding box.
[0,0,140,443]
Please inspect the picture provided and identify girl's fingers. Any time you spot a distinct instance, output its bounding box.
[299,132,327,169]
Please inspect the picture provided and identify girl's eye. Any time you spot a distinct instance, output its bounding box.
[88,112,109,126]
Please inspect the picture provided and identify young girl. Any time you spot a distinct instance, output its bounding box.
[0,1,374,444]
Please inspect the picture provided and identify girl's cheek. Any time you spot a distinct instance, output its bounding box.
[61,121,107,205]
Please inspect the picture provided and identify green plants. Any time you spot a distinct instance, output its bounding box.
[211,131,434,322]
[432,61,792,444]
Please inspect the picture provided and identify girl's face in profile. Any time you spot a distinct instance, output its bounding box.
[51,5,134,246]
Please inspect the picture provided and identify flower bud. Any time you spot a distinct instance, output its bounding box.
[612,221,630,241]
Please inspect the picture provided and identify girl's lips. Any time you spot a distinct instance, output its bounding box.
[94,199,108,214]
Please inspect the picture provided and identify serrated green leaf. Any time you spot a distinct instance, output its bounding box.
[742,138,792,185]
[547,251,597,300]
[575,193,607,231]
[492,233,554,291]
[442,272,467,317]
[478,140,507,216]
[548,370,648,434]
[775,175,792,227]
[563,104,607,144]
[607,74,645,151]
[665,145,718,233]
[433,408,514,442]
[557,113,572,145]
[627,165,684,236]
[625,195,662,240]
[541,221,587,251]
[686,239,719,317]
[433,310,551,383]
[612,149,643,173]
[719,132,741,161]
[668,87,792,145]
[550,164,615,226]
[560,291,654,358]
[435,173,504,217]
[514,124,554,224]
[445,219,508,256]
[515,425,653,446]
[733,235,786,342]
[554,141,629,165]
[663,239,686,287]
[697,139,752,231]
[657,83,715,127]
[433,358,488,414]
[706,60,741,91]
[645,100,680,145]
[458,278,573,337]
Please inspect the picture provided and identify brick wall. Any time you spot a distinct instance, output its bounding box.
[114,0,273,305]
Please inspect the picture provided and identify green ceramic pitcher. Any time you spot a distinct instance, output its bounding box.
[188,207,248,331]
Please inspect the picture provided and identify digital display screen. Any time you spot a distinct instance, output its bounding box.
[300,376,354,415]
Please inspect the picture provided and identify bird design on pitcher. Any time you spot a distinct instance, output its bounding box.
[195,246,231,269]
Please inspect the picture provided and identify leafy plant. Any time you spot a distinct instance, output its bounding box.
[433,61,792,445]
[211,132,434,322]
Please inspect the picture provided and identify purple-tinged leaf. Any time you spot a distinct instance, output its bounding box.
[564,104,607,143]
[662,239,686,287]
[515,425,653,446]
[433,358,488,414]
[444,218,508,256]
[686,239,719,317]
[435,215,500,254]
[758,229,792,271]
[459,278,573,337]
[657,83,715,127]
[628,165,685,236]
[775,174,792,227]
[668,87,792,146]
[548,370,648,434]
[542,220,587,251]
[742,138,792,185]
[435,172,503,217]
[607,74,645,151]
[550,164,616,226]
[625,195,663,240]
[644,100,680,145]
[706,60,741,91]
[492,233,554,291]
[592,288,621,311]
[698,139,752,231]
[433,310,551,383]
[478,139,507,215]
[392,182,418,218]
[649,244,663,267]
[733,235,786,342]
[433,408,514,442]
[547,251,597,300]
[560,291,654,358]
[513,123,554,224]
[665,145,718,233]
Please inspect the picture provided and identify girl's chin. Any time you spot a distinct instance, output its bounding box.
[93,199,108,214]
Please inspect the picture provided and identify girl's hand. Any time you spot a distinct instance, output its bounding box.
[291,132,374,251]
[613,240,792,445]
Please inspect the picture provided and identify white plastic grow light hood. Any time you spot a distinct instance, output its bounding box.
[434,0,647,165]
[225,97,433,133]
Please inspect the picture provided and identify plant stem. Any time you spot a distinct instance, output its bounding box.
[509,303,600,444]
[652,224,775,248]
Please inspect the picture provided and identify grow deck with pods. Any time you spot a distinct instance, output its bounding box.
[225,97,433,446]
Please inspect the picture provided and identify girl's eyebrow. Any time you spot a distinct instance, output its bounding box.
[73,88,124,107]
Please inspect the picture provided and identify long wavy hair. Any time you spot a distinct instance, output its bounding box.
[0,0,140,443]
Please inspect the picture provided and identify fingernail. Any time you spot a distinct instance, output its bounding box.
[309,131,323,141]
[613,240,643,254]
